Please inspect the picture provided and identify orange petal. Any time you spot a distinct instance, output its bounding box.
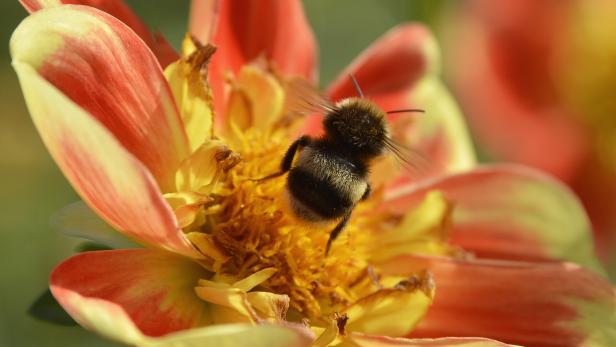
[384,164,605,275]
[190,0,317,116]
[50,249,210,343]
[382,255,616,347]
[19,0,179,67]
[444,1,588,181]
[348,333,520,347]
[317,24,475,180]
[327,24,437,102]
[11,5,189,191]
[13,62,199,257]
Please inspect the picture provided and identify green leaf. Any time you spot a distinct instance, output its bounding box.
[28,288,77,326]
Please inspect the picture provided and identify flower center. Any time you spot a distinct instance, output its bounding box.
[164,50,450,332]
[189,126,393,320]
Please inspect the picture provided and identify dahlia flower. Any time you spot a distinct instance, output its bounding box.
[12,0,616,346]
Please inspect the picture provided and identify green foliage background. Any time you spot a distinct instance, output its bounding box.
[0,1,451,346]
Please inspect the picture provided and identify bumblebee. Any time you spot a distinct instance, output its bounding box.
[261,76,423,254]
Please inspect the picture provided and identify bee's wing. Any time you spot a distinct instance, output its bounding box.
[283,77,335,116]
[384,137,431,171]
[381,135,445,182]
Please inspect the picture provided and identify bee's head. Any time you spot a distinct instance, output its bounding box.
[323,98,388,158]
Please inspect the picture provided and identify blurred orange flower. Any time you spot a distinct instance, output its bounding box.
[445,0,616,264]
[11,0,616,346]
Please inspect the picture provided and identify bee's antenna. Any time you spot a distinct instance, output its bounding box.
[386,109,425,114]
[349,74,364,98]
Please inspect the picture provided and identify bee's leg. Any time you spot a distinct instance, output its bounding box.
[325,209,354,255]
[361,182,371,201]
[251,135,311,181]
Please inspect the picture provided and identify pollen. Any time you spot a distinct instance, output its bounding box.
[168,58,453,330]
[190,126,388,320]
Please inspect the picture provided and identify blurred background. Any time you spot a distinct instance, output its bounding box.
[1,0,614,346]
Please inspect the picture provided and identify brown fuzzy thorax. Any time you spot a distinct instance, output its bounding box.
[323,98,388,159]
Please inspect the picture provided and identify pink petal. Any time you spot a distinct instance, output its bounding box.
[349,333,520,347]
[326,24,434,102]
[11,5,189,191]
[383,164,604,274]
[446,0,616,264]
[50,249,209,342]
[311,25,476,181]
[12,61,198,257]
[382,255,616,347]
[445,0,588,182]
[19,0,179,68]
[189,0,317,116]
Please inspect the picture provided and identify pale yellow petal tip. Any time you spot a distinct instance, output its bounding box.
[180,32,201,57]
[563,297,616,347]
[410,76,478,170]
[51,286,146,345]
[10,5,103,68]
[422,31,442,76]
[141,324,314,347]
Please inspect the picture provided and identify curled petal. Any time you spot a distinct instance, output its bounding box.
[384,164,605,274]
[369,191,455,264]
[343,272,434,337]
[195,268,289,323]
[194,286,257,323]
[383,255,616,347]
[50,249,210,343]
[19,0,179,67]
[11,5,189,191]
[13,63,199,257]
[190,0,317,115]
[164,38,216,152]
[228,65,285,132]
[175,140,239,194]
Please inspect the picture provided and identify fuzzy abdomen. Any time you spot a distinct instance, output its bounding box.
[286,147,368,221]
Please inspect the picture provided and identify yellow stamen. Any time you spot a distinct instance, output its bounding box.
[165,56,453,332]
